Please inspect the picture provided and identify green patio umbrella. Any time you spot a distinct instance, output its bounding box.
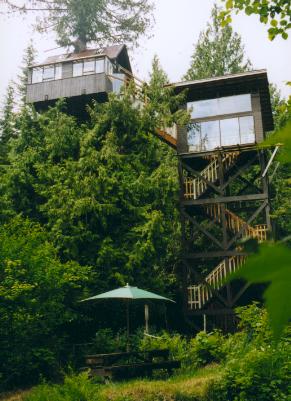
[80,284,174,346]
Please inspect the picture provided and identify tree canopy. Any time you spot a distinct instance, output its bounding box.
[220,0,291,40]
[2,0,154,51]
[184,4,251,81]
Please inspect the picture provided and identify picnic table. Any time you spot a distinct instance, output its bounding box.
[82,349,181,379]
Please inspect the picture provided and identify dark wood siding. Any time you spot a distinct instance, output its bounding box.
[26,73,112,103]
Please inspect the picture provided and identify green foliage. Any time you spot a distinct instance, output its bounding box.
[4,0,154,51]
[17,41,36,107]
[24,372,102,401]
[220,0,291,40]
[140,330,226,370]
[0,82,16,165]
[0,217,90,389]
[184,4,251,80]
[265,119,291,164]
[207,346,290,401]
[232,243,291,339]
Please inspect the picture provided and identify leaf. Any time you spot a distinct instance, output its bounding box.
[226,0,233,9]
[232,243,291,339]
[282,32,288,40]
[270,19,278,27]
[264,120,291,163]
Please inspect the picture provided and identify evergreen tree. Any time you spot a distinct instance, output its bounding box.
[0,82,16,164]
[4,0,153,52]
[17,41,36,106]
[184,4,251,81]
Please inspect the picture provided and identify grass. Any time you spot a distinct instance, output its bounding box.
[100,364,220,401]
[0,364,220,401]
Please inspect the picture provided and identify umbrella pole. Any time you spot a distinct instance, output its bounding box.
[126,300,130,352]
[144,303,149,334]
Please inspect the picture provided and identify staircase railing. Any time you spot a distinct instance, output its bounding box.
[188,255,246,310]
[184,152,239,200]
[206,205,268,242]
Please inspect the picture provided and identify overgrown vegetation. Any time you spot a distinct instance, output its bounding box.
[14,305,290,401]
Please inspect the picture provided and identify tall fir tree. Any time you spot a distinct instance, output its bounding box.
[184,4,251,81]
[0,82,16,164]
[17,41,36,107]
[3,0,153,52]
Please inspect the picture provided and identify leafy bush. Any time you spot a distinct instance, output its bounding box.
[207,344,290,401]
[140,330,226,370]
[24,372,102,401]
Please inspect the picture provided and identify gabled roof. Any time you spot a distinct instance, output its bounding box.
[31,44,132,72]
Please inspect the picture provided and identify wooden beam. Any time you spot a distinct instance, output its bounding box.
[230,282,251,307]
[182,210,224,249]
[182,193,268,206]
[187,308,235,316]
[183,260,229,308]
[186,250,248,259]
[226,200,268,248]
[221,153,258,191]
[182,162,223,195]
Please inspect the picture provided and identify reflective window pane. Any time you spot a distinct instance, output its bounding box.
[43,65,55,81]
[239,116,255,144]
[218,94,252,115]
[220,118,240,146]
[188,94,252,119]
[32,67,43,83]
[112,73,125,94]
[188,99,218,119]
[55,64,62,80]
[73,62,83,77]
[83,59,95,74]
[187,123,201,152]
[95,58,105,73]
[105,58,113,75]
[201,120,220,150]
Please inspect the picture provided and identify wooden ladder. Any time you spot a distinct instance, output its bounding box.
[184,152,239,200]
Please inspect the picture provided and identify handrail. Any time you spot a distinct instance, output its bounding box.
[184,152,239,200]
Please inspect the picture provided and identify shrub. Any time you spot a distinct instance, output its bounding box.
[24,372,103,401]
[207,344,290,401]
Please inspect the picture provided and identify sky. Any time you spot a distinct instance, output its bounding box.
[0,0,290,105]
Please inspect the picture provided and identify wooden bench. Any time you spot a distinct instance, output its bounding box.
[82,349,181,379]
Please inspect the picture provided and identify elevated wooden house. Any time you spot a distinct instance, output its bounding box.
[167,70,274,329]
[26,44,132,114]
[26,52,274,329]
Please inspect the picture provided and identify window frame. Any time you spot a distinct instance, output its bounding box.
[31,64,62,83]
[186,94,256,152]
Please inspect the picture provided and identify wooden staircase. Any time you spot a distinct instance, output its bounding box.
[206,205,268,242]
[185,152,268,310]
[187,206,268,309]
[188,255,246,310]
[184,152,239,200]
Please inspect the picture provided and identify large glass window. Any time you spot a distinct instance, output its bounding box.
[218,94,252,115]
[83,59,95,74]
[239,116,255,143]
[73,62,83,77]
[187,116,255,151]
[31,64,62,83]
[43,65,55,81]
[188,123,201,152]
[95,59,104,73]
[201,120,220,150]
[188,94,252,119]
[55,65,62,80]
[32,67,43,83]
[220,118,240,146]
